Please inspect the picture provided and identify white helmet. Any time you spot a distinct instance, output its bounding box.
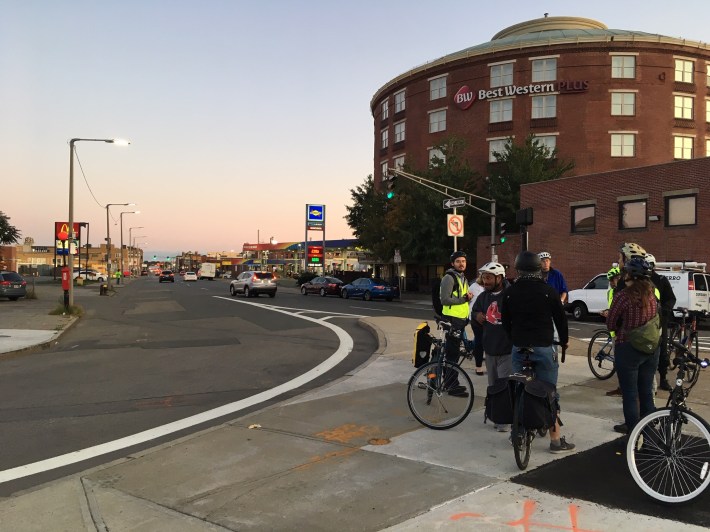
[645,253,656,267]
[478,262,505,276]
[538,251,551,260]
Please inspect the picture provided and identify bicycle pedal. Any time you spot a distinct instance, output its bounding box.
[417,383,427,389]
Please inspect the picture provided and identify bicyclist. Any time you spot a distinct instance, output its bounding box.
[606,257,659,435]
[439,250,474,397]
[602,266,623,397]
[501,251,575,453]
[645,253,677,391]
[538,251,568,304]
[471,262,512,431]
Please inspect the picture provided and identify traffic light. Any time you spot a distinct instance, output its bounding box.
[386,175,397,199]
[499,222,507,244]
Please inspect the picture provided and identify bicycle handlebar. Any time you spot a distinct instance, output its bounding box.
[671,340,710,369]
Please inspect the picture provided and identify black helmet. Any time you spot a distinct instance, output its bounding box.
[450,250,467,263]
[514,251,541,272]
[623,257,652,279]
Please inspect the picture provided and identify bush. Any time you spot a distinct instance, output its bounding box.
[296,271,318,286]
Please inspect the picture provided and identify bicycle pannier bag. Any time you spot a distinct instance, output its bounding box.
[484,378,513,425]
[521,379,558,430]
[626,313,661,355]
[412,322,432,368]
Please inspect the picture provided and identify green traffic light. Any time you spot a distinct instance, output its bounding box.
[386,191,395,200]
[499,237,507,244]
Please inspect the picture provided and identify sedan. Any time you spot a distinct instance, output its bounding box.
[0,271,27,301]
[184,271,198,282]
[159,270,175,283]
[340,277,399,301]
[301,276,344,297]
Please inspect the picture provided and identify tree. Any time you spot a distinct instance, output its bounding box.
[344,175,391,260]
[0,211,21,245]
[488,134,575,226]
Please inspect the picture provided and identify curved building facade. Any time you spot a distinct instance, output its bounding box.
[371,16,710,181]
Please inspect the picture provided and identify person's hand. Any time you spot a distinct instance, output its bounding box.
[475,312,485,325]
[465,291,474,301]
[600,310,608,318]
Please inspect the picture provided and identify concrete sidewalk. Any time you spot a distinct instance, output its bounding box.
[0,283,708,530]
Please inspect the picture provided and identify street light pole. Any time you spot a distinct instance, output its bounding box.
[67,138,129,307]
[118,211,139,284]
[128,226,144,277]
[105,203,134,290]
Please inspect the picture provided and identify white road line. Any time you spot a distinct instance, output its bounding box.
[0,297,355,484]
[349,306,388,312]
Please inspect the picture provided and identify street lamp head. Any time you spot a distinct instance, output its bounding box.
[110,138,131,146]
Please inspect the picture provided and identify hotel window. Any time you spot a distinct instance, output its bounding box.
[706,99,710,123]
[707,63,710,86]
[611,92,635,116]
[381,99,389,120]
[393,155,405,169]
[532,58,557,82]
[674,135,693,159]
[490,99,513,123]
[532,95,556,118]
[619,199,647,230]
[490,63,513,88]
[665,193,697,226]
[611,133,635,157]
[394,90,406,113]
[429,109,446,133]
[571,204,595,233]
[707,138,710,155]
[429,76,447,100]
[394,121,405,143]
[611,55,635,78]
[675,59,694,83]
[488,138,508,162]
[674,95,694,119]
[381,161,388,178]
[533,135,556,157]
[428,148,445,165]
[381,129,388,149]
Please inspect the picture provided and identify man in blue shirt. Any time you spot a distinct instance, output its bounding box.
[538,251,568,304]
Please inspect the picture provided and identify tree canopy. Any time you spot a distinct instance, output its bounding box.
[0,211,21,245]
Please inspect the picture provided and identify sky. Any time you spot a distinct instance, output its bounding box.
[3,0,710,260]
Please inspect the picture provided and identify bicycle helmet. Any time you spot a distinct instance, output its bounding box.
[606,266,621,280]
[644,253,656,267]
[450,250,467,263]
[478,262,505,276]
[623,257,652,279]
[619,242,646,261]
[514,251,541,272]
[538,251,551,260]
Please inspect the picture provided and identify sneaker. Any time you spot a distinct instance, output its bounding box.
[613,423,628,434]
[659,378,672,391]
[605,387,622,397]
[494,424,510,432]
[549,436,576,454]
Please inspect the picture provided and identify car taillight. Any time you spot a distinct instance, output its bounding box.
[21,281,26,286]
[689,279,695,290]
[0,281,9,287]
[328,283,336,287]
[374,285,385,289]
[252,275,258,282]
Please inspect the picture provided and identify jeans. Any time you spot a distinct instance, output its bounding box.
[614,341,659,430]
[511,345,558,387]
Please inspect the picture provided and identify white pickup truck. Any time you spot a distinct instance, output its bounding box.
[197,262,216,280]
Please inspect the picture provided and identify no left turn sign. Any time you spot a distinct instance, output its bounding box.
[447,214,464,237]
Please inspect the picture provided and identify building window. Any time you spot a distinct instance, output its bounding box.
[429,148,445,165]
[611,55,635,79]
[619,200,647,229]
[674,136,693,159]
[666,194,697,226]
[490,99,513,123]
[611,133,635,157]
[381,99,389,120]
[707,63,710,87]
[430,76,446,100]
[675,59,694,83]
[381,129,388,149]
[429,109,446,133]
[394,90,406,113]
[532,95,556,119]
[488,138,508,162]
[674,95,694,119]
[571,204,595,233]
[394,121,405,143]
[393,155,405,169]
[611,92,635,116]
[707,138,710,156]
[706,99,710,123]
[533,135,556,156]
[490,63,513,88]
[532,58,557,82]
[381,161,388,179]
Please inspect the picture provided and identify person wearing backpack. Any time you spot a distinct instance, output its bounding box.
[472,262,512,431]
[501,251,575,454]
[644,253,677,391]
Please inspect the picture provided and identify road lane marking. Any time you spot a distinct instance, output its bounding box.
[349,306,387,312]
[0,297,355,484]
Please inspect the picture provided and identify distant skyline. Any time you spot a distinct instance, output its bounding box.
[3,0,710,260]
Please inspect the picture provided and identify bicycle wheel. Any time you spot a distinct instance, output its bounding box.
[512,386,532,470]
[406,360,474,430]
[627,407,710,503]
[587,330,615,380]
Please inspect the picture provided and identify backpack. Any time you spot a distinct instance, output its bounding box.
[484,378,514,425]
[412,322,432,367]
[432,271,458,317]
[520,379,560,430]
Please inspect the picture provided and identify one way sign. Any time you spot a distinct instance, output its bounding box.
[442,197,466,209]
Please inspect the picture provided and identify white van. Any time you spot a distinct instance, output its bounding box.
[566,273,609,320]
[197,262,216,280]
[655,262,709,316]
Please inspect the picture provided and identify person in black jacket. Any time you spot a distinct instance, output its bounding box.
[501,251,575,454]
[645,253,677,391]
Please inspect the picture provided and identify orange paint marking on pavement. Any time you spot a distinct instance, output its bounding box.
[293,448,359,472]
[505,500,600,532]
[450,512,484,520]
[315,423,380,444]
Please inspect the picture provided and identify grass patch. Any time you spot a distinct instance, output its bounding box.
[49,303,84,317]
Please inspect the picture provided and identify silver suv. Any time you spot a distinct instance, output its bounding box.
[229,271,277,298]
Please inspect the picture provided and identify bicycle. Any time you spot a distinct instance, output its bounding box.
[626,339,710,503]
[667,307,701,361]
[587,329,615,380]
[406,319,474,430]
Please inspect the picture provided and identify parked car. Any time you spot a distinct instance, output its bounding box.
[73,269,107,282]
[0,271,27,301]
[140,269,149,276]
[565,273,608,320]
[159,270,175,283]
[222,272,232,279]
[184,271,198,282]
[341,277,399,301]
[301,276,344,297]
[229,271,277,298]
